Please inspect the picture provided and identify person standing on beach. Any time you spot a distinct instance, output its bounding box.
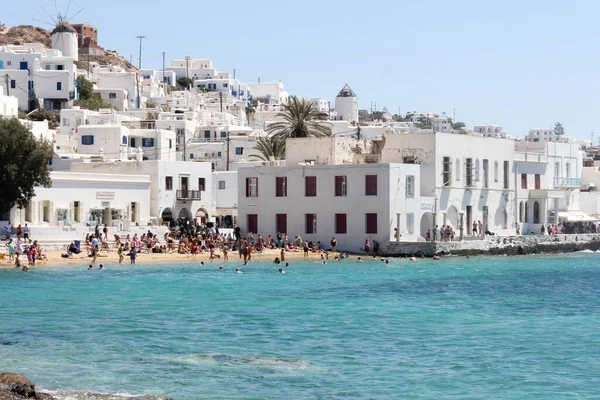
[16,224,22,239]
[117,243,124,264]
[103,224,108,240]
[129,246,136,264]
[472,221,478,237]
[222,245,228,261]
[7,239,15,261]
[280,246,285,262]
[330,237,337,252]
[95,223,100,239]
[303,241,309,258]
[23,224,30,242]
[477,221,483,237]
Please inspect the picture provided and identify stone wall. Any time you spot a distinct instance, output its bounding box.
[381,234,600,257]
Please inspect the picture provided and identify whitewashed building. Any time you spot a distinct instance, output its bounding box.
[237,162,422,252]
[0,86,18,117]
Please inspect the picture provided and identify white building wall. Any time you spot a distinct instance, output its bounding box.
[0,86,18,117]
[213,171,238,210]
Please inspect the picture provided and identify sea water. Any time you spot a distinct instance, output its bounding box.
[1,254,599,399]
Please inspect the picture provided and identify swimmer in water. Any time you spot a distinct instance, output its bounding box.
[88,265,93,270]
[200,261,205,266]
[433,255,441,260]
[385,259,389,264]
[278,268,285,274]
[99,264,104,270]
[410,256,416,261]
[236,268,242,274]
[285,262,289,267]
[219,266,224,270]
[357,257,362,262]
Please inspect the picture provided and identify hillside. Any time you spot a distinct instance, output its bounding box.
[0,25,136,71]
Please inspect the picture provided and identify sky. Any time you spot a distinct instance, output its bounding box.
[2,0,600,140]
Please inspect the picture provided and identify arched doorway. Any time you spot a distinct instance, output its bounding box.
[420,212,433,239]
[446,206,459,229]
[161,208,173,227]
[494,207,507,229]
[178,208,191,221]
[195,208,208,225]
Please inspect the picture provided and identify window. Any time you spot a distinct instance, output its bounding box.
[45,65,50,70]
[465,158,473,187]
[247,214,258,234]
[566,162,571,178]
[122,136,127,145]
[555,162,560,177]
[57,65,64,70]
[503,161,509,189]
[19,61,27,70]
[142,138,154,147]
[165,176,173,191]
[533,201,540,224]
[10,80,15,89]
[218,180,226,190]
[525,201,529,222]
[305,176,317,197]
[521,173,527,189]
[475,159,480,182]
[220,132,227,138]
[169,139,172,149]
[276,213,287,234]
[366,213,378,234]
[235,147,244,155]
[217,151,222,157]
[519,201,524,223]
[535,174,541,190]
[335,213,347,234]
[56,82,62,91]
[443,157,452,186]
[246,177,258,197]
[81,135,94,145]
[365,175,377,195]
[406,175,415,197]
[306,213,317,234]
[189,153,194,159]
[494,161,499,182]
[109,92,117,99]
[276,177,287,197]
[335,175,347,196]
[198,178,206,191]
[406,213,414,234]
[223,83,228,88]
[483,159,489,188]
[204,130,211,139]
[455,159,461,181]
[42,200,51,223]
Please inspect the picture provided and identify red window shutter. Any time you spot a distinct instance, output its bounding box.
[276,214,287,234]
[336,213,347,234]
[366,213,377,234]
[366,175,377,195]
[335,176,342,196]
[248,214,258,234]
[276,177,286,197]
[306,176,317,196]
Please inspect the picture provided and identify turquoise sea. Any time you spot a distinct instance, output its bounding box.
[1,254,600,399]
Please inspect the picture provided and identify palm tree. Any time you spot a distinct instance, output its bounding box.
[248,135,287,161]
[245,104,255,123]
[266,96,332,138]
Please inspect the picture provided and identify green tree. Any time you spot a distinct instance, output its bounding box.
[0,117,53,214]
[266,96,332,139]
[452,121,466,130]
[76,75,94,100]
[554,122,565,136]
[248,135,287,161]
[177,77,194,90]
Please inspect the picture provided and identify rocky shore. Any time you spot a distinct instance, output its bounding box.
[382,234,600,257]
[0,373,54,400]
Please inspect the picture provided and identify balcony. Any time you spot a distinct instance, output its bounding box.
[176,190,202,200]
[553,178,581,188]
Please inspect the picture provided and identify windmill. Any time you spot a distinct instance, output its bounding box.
[33,0,85,61]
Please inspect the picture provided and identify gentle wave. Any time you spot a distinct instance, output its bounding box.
[43,389,170,400]
[165,353,311,370]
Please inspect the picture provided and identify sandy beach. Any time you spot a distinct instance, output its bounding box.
[0,247,335,268]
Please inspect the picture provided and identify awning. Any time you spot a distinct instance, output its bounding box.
[212,209,236,217]
[557,211,599,222]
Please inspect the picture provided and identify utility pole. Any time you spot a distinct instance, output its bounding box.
[233,68,236,80]
[226,132,230,171]
[162,51,166,84]
[135,36,146,70]
[185,56,191,90]
[4,74,9,96]
[591,132,595,148]
[219,91,223,112]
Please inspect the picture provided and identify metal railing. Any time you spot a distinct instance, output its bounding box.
[553,177,581,187]
[176,190,202,200]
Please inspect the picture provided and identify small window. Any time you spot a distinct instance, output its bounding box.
[217,151,222,157]
[198,178,206,191]
[165,176,173,191]
[335,176,347,196]
[57,82,62,91]
[276,177,287,197]
[306,213,317,234]
[246,177,258,197]
[122,136,127,145]
[455,159,460,181]
[335,213,347,234]
[189,153,194,159]
[57,65,64,70]
[443,157,452,186]
[109,93,117,99]
[365,175,377,195]
[10,80,16,89]
[305,176,317,197]
[223,83,228,88]
[366,213,378,234]
[220,132,227,138]
[168,139,172,149]
[81,135,94,145]
[142,138,155,147]
[218,180,226,190]
[406,176,415,197]
[521,173,527,189]
[235,147,244,155]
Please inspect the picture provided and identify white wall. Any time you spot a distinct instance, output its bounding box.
[213,171,238,210]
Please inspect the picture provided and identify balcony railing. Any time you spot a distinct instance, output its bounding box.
[176,190,202,200]
[553,177,581,188]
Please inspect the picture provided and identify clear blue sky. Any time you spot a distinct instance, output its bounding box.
[3,0,600,139]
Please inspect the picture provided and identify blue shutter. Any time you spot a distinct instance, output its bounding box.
[90,135,94,145]
[0,61,4,69]
[122,136,127,145]
[169,139,172,149]
[149,138,155,147]
[81,136,85,145]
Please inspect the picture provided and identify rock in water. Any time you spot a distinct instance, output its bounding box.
[0,373,55,400]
